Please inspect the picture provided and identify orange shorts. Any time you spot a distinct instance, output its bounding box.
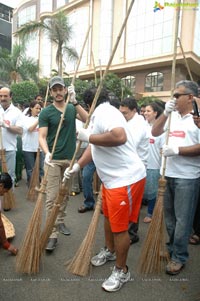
[102,178,145,233]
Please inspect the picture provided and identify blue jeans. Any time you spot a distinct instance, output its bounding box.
[23,151,44,186]
[82,161,96,208]
[164,176,199,264]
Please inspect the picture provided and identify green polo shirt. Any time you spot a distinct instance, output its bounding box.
[39,103,76,160]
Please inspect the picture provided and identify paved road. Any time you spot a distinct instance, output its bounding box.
[0,176,200,301]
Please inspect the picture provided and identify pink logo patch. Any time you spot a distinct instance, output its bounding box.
[169,131,185,138]
[150,138,155,144]
[4,120,10,126]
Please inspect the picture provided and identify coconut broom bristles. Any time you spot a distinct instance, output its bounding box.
[26,148,40,201]
[65,0,136,277]
[66,193,102,276]
[15,190,44,274]
[137,179,169,275]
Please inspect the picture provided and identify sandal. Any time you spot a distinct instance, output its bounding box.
[143,216,152,223]
[189,234,200,245]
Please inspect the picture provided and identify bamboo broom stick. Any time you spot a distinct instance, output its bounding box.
[26,148,40,201]
[178,37,193,81]
[0,127,15,210]
[43,84,49,108]
[65,0,136,277]
[27,85,49,202]
[138,1,181,275]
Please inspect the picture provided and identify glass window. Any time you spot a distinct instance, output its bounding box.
[99,0,113,64]
[40,0,52,13]
[18,5,36,27]
[57,0,67,9]
[194,0,200,56]
[65,7,89,73]
[121,76,136,91]
[40,33,51,77]
[145,72,164,92]
[126,0,174,60]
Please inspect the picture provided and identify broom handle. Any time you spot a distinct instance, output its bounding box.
[37,25,91,193]
[178,37,193,81]
[91,50,97,87]
[162,1,181,178]
[50,25,91,158]
[0,127,8,172]
[66,0,136,171]
[43,85,49,108]
[0,127,3,150]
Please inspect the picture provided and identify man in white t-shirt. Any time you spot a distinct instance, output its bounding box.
[64,88,146,293]
[0,87,23,190]
[119,97,149,244]
[152,80,200,276]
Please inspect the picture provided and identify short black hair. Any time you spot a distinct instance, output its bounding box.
[0,173,12,189]
[120,97,138,111]
[82,87,109,107]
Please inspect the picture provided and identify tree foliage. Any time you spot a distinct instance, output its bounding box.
[14,11,78,76]
[0,44,39,85]
[11,81,39,104]
[137,96,164,108]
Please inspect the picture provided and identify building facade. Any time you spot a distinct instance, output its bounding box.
[12,0,200,100]
[0,3,13,51]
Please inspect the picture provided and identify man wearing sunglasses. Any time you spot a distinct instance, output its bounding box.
[152,80,200,276]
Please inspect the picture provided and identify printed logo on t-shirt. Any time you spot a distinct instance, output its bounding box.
[169,131,185,138]
[150,138,155,144]
[4,120,11,126]
[120,201,127,206]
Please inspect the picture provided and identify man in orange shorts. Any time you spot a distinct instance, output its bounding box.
[64,88,146,292]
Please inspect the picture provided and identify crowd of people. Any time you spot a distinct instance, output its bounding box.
[0,78,200,293]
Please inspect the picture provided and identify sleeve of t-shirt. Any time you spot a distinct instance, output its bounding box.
[39,109,48,128]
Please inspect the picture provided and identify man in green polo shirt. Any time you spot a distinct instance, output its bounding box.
[39,76,88,252]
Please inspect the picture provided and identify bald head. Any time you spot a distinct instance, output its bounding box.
[0,87,12,110]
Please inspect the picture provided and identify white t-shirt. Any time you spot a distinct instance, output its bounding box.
[127,113,149,168]
[90,102,146,189]
[147,123,165,170]
[0,103,23,151]
[162,111,200,178]
[22,115,40,152]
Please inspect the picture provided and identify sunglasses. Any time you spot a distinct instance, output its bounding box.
[173,93,190,99]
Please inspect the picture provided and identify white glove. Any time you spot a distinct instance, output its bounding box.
[0,120,9,128]
[162,144,179,157]
[77,128,91,143]
[63,163,80,180]
[68,84,77,105]
[45,152,54,167]
[164,99,176,117]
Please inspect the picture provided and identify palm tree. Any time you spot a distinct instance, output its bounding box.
[14,11,78,76]
[0,44,39,84]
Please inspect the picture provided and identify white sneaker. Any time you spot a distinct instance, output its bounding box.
[91,247,116,266]
[102,266,130,292]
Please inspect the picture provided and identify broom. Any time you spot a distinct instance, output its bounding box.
[66,187,102,276]
[65,0,136,277]
[137,2,181,275]
[0,128,15,210]
[26,84,49,202]
[26,148,40,201]
[15,25,91,274]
